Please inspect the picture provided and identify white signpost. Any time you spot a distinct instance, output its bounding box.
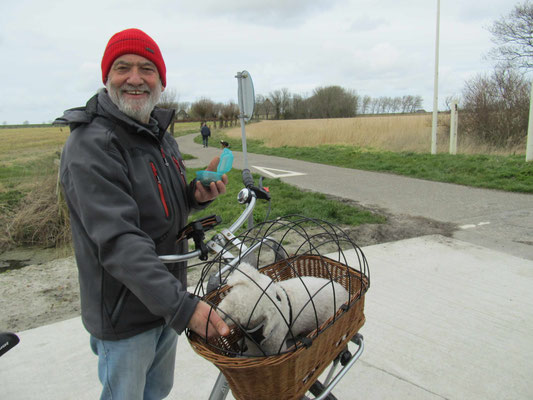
[449,100,458,155]
[236,70,255,228]
[527,81,533,162]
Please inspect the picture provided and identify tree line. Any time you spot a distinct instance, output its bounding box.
[158,85,425,126]
[255,88,423,119]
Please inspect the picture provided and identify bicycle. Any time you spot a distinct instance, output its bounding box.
[159,168,368,400]
[0,332,19,358]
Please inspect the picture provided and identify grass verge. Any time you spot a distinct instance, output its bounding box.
[196,133,533,193]
[187,168,385,233]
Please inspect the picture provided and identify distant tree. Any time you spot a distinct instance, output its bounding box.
[211,102,223,128]
[226,102,240,126]
[290,94,310,119]
[488,1,533,70]
[23,120,29,125]
[377,96,390,113]
[279,88,292,119]
[360,95,371,114]
[391,97,402,113]
[254,94,266,119]
[269,89,291,120]
[264,98,273,120]
[220,102,238,127]
[190,98,215,121]
[400,96,412,113]
[308,86,358,118]
[269,90,281,120]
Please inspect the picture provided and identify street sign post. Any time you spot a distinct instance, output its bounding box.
[236,71,255,170]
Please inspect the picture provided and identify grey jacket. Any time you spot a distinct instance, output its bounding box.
[56,90,203,340]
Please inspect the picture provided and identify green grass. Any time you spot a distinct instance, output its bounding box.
[0,154,60,213]
[181,153,196,161]
[195,133,533,193]
[0,190,24,213]
[187,167,385,232]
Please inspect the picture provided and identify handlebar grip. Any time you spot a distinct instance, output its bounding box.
[242,169,254,188]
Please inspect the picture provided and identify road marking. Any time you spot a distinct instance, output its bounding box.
[459,222,491,230]
[252,166,307,178]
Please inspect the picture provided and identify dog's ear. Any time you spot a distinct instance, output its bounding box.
[228,262,260,286]
[226,271,246,287]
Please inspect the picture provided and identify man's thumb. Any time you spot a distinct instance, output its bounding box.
[206,157,220,172]
[216,319,230,336]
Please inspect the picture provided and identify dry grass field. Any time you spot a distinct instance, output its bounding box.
[0,127,68,197]
[225,114,526,155]
[0,127,68,166]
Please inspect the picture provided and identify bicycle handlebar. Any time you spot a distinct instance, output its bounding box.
[242,169,270,201]
[242,168,254,189]
[159,169,268,264]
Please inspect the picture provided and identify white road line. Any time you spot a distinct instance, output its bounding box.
[252,165,307,178]
[460,222,491,230]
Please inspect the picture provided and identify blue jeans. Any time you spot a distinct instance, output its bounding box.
[90,325,178,400]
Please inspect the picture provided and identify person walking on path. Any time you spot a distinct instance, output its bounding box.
[55,28,229,400]
[201,121,211,147]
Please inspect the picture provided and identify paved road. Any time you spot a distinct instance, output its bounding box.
[177,134,533,261]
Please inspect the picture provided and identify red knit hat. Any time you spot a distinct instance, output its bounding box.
[101,28,166,87]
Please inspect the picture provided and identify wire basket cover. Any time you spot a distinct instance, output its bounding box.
[187,215,369,400]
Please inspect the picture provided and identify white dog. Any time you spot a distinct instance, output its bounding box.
[216,262,349,356]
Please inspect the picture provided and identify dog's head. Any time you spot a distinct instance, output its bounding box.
[217,263,290,345]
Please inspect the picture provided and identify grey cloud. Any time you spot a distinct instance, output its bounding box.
[348,16,388,32]
[180,0,343,26]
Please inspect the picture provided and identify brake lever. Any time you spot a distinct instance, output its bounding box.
[242,169,270,201]
[176,215,222,261]
[250,185,270,201]
[176,215,222,243]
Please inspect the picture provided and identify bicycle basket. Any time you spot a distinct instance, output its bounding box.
[187,215,369,400]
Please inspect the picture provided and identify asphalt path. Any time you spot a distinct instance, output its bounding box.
[178,134,533,261]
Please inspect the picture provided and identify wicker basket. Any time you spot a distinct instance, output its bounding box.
[188,255,368,400]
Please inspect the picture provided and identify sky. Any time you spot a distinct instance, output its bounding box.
[0,0,517,124]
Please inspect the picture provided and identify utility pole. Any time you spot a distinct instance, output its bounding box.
[431,0,440,155]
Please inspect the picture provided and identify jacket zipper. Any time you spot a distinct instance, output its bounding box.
[172,156,187,186]
[159,146,170,166]
[150,162,169,218]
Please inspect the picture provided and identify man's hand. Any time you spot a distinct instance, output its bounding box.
[194,156,228,203]
[188,300,230,339]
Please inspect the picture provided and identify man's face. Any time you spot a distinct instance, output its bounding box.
[105,54,164,123]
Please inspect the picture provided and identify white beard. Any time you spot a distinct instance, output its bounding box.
[106,81,162,123]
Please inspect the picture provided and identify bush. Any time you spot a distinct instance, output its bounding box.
[461,67,530,147]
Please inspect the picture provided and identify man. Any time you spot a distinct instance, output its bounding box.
[55,28,229,400]
[201,121,211,147]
